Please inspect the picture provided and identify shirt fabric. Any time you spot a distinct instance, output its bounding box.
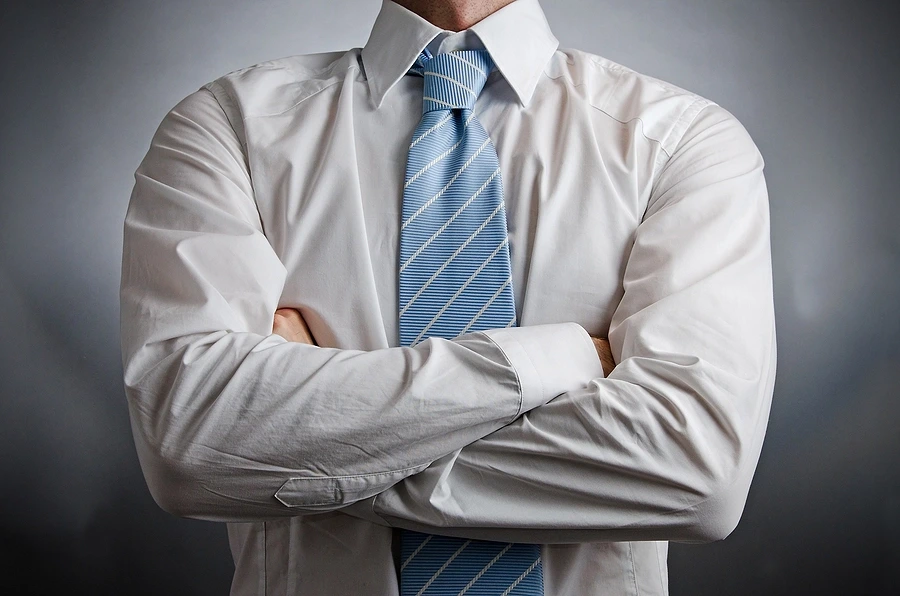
[120,1,777,594]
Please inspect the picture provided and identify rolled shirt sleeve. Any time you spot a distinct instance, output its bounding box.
[349,104,777,544]
[120,88,603,522]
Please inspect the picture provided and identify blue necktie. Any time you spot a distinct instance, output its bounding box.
[398,48,544,596]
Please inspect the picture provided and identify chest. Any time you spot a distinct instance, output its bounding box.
[243,78,656,348]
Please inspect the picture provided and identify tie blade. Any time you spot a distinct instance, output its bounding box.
[398,48,542,594]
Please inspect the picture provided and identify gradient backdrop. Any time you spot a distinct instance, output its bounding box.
[1,0,898,594]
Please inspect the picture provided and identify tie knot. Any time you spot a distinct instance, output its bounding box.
[411,49,494,112]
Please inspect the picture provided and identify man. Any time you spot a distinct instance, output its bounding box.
[120,0,776,594]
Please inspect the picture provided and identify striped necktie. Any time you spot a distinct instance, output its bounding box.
[397,48,544,596]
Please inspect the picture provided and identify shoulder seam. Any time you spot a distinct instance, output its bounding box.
[202,81,247,151]
[659,96,715,157]
[198,83,269,239]
[647,98,717,207]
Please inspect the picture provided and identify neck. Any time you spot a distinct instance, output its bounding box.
[393,0,517,31]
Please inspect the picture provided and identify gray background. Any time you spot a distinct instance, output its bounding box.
[1,0,898,594]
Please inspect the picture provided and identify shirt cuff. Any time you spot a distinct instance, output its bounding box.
[480,323,604,415]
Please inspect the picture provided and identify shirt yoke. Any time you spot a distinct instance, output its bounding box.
[546,48,715,159]
[203,50,362,141]
[204,47,716,162]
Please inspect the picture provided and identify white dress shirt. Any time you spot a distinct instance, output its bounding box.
[120,0,776,594]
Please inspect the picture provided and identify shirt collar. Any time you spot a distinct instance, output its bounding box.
[361,0,559,109]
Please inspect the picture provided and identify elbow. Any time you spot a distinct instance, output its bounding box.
[135,435,211,519]
[678,451,758,543]
[147,467,197,520]
[673,387,771,542]
[128,410,229,520]
[685,481,748,542]
[124,346,260,521]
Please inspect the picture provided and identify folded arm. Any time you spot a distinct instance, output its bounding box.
[273,309,616,377]
[342,104,777,544]
[120,88,604,522]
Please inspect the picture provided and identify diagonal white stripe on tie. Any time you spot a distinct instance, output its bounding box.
[426,71,477,96]
[415,541,471,596]
[410,239,509,346]
[400,167,500,271]
[457,544,513,596]
[410,113,453,149]
[401,535,433,571]
[457,276,512,337]
[500,559,542,596]
[402,136,489,230]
